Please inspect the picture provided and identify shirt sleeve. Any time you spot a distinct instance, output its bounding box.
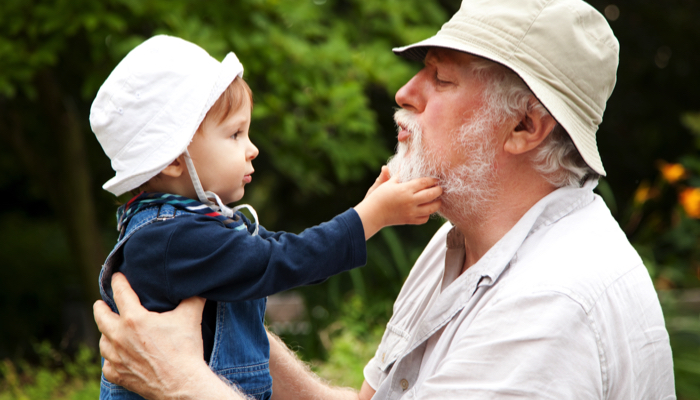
[120,208,366,310]
[414,291,603,399]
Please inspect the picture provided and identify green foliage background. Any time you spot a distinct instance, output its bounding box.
[0,0,699,398]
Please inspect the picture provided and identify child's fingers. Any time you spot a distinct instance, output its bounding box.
[372,166,391,187]
[404,177,440,191]
[378,165,391,182]
[408,214,431,225]
[366,166,395,196]
[400,198,442,225]
[417,198,442,216]
[414,186,443,203]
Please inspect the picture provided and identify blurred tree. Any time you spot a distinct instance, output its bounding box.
[0,3,699,394]
[0,0,449,356]
[586,0,700,215]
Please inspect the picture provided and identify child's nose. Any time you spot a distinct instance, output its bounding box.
[248,143,259,160]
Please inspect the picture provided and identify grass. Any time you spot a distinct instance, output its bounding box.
[0,343,100,400]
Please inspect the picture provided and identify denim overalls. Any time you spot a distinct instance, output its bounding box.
[99,204,273,400]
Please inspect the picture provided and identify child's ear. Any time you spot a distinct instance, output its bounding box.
[160,156,186,178]
[503,96,557,155]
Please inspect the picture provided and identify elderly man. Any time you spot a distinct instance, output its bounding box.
[94,0,676,398]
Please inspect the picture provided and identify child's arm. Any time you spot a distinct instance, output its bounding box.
[119,167,440,307]
[354,166,442,240]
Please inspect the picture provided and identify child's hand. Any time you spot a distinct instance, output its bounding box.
[355,170,442,239]
[365,166,391,198]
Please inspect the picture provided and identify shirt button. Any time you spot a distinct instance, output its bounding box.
[400,379,409,391]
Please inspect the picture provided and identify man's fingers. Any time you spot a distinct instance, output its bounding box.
[102,359,119,385]
[99,333,125,386]
[94,300,120,337]
[111,272,143,315]
[171,296,206,321]
[99,333,116,360]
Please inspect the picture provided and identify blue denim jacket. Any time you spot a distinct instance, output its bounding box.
[99,204,272,399]
[98,199,366,400]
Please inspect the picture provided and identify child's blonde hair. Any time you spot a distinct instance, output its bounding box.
[202,76,253,127]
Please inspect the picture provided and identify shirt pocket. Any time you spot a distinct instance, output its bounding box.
[376,324,410,372]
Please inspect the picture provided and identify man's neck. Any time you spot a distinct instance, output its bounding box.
[449,173,557,274]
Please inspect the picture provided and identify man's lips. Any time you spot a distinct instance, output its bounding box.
[397,123,410,142]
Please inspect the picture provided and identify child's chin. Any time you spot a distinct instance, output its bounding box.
[229,193,244,204]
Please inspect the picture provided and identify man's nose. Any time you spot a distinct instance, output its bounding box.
[395,71,426,113]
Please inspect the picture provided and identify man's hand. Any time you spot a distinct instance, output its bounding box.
[94,273,237,400]
[94,273,372,400]
[355,166,442,239]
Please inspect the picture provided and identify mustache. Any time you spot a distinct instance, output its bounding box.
[387,109,442,184]
[393,109,422,142]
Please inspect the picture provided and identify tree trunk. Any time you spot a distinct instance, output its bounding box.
[33,69,104,303]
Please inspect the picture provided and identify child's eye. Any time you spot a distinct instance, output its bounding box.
[231,131,240,139]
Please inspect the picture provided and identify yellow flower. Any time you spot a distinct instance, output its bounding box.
[658,161,687,183]
[679,187,700,218]
[634,181,653,205]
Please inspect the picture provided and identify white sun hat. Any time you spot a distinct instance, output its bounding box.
[393,0,619,176]
[90,34,244,196]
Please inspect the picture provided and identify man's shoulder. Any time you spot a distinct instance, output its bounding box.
[521,194,641,271]
[503,195,648,310]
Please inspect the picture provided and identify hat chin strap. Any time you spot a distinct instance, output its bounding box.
[183,150,259,236]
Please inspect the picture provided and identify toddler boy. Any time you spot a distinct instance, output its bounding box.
[91,35,441,400]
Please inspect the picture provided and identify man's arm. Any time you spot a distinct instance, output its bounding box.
[94,273,375,400]
[266,330,376,400]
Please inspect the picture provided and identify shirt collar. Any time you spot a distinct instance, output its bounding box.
[406,180,599,352]
[447,179,598,289]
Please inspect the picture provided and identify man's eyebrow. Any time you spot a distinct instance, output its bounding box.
[423,53,440,65]
[424,51,442,67]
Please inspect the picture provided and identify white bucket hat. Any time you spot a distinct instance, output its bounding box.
[90,34,244,196]
[393,0,619,176]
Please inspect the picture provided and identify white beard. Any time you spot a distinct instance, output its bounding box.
[387,108,498,222]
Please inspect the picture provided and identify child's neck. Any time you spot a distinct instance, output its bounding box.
[142,178,197,200]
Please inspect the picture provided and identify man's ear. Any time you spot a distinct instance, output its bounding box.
[503,97,557,155]
[160,156,186,178]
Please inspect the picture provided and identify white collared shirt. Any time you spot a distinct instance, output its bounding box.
[364,181,675,399]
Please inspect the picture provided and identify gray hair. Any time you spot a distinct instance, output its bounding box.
[467,58,596,187]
